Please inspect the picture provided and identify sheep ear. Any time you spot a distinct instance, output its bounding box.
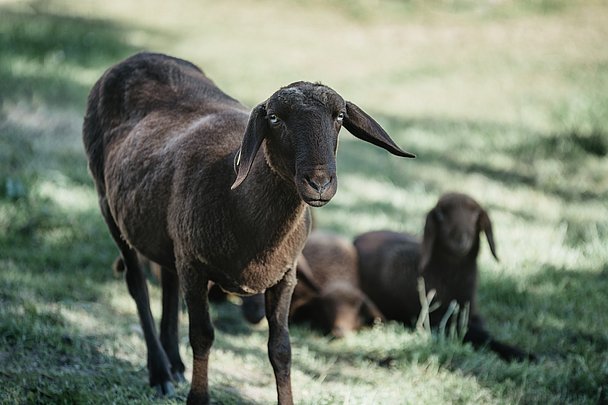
[290,255,322,317]
[231,104,268,190]
[295,255,322,294]
[343,101,415,158]
[479,209,499,261]
[361,294,385,323]
[419,208,439,272]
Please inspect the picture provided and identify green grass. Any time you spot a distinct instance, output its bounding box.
[1,0,607,403]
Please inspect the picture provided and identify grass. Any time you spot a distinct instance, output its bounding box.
[1,0,607,403]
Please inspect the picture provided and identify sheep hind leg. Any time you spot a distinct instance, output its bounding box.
[99,201,175,396]
[160,266,186,383]
[178,261,214,405]
[265,267,297,405]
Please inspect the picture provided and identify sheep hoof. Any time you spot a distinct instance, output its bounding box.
[154,381,176,397]
[172,371,187,384]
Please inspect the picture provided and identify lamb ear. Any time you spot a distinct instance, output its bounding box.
[295,255,322,294]
[343,101,415,158]
[231,104,268,190]
[361,294,385,324]
[479,209,499,261]
[419,208,439,272]
[290,255,322,317]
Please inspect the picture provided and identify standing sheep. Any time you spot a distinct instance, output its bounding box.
[82,52,413,404]
[290,231,383,337]
[355,193,535,362]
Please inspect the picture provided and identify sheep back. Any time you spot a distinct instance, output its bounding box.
[355,230,422,324]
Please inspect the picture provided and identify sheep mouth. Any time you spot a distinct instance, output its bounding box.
[297,182,336,207]
[304,197,331,207]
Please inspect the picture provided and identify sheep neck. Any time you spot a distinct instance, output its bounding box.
[204,148,308,293]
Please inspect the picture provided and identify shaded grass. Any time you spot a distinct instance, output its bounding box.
[1,0,608,404]
[0,3,144,108]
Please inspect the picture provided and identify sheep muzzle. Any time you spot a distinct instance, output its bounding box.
[296,165,337,207]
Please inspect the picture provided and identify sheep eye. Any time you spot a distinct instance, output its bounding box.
[336,112,345,121]
[268,114,280,124]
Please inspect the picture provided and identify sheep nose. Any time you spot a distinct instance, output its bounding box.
[305,175,332,194]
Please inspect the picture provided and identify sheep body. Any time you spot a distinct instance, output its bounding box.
[83,52,411,404]
[87,53,310,292]
[302,231,359,287]
[354,231,422,322]
[355,192,534,361]
[102,98,307,294]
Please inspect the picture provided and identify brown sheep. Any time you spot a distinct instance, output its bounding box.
[82,52,413,404]
[289,231,383,338]
[354,192,535,362]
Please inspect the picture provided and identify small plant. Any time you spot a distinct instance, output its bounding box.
[416,277,469,342]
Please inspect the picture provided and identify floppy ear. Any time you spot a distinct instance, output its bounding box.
[419,208,439,272]
[361,294,385,324]
[231,103,268,190]
[290,255,322,317]
[295,255,322,294]
[478,209,499,261]
[343,101,415,158]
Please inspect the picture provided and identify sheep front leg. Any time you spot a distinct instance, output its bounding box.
[178,263,214,405]
[265,267,297,405]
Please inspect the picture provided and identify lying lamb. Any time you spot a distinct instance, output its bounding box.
[290,231,383,337]
[355,192,535,362]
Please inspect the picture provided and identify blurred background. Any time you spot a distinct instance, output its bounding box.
[1,0,607,403]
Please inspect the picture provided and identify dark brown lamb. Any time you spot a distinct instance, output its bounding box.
[82,52,413,404]
[289,231,383,338]
[355,192,535,362]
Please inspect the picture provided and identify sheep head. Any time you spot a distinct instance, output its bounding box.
[231,81,414,207]
[419,192,498,271]
[318,282,384,338]
[295,259,383,338]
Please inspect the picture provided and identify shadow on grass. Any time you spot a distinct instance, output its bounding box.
[489,265,604,401]
[0,0,148,198]
[278,262,607,403]
[0,307,164,403]
[340,113,607,203]
[447,265,608,403]
[0,1,144,108]
[0,196,258,403]
[345,114,535,182]
[211,301,262,336]
[0,4,171,401]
